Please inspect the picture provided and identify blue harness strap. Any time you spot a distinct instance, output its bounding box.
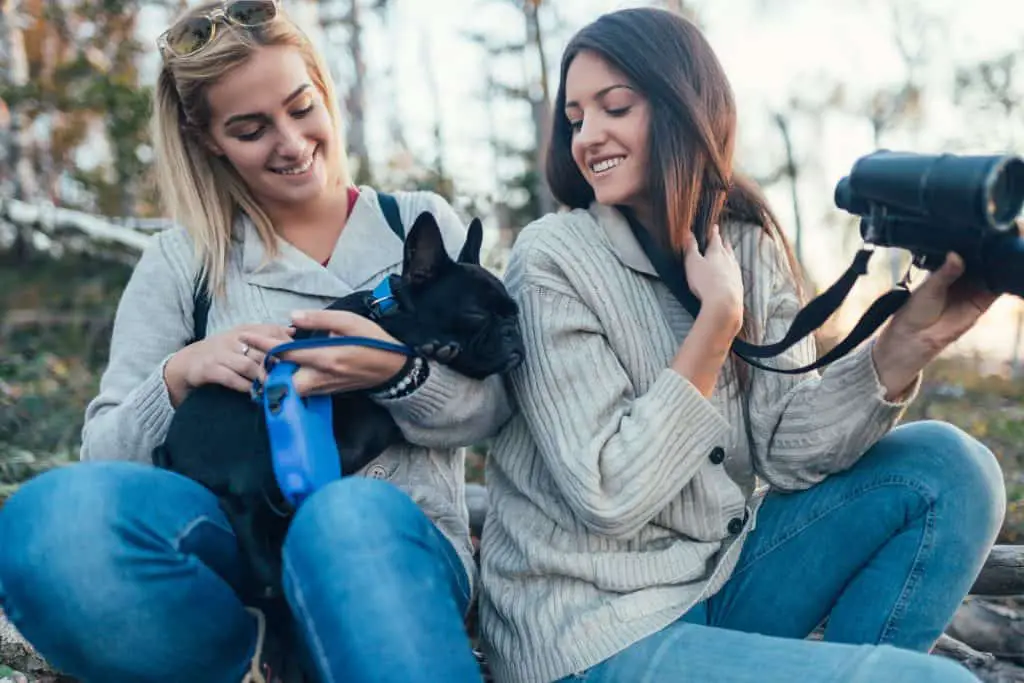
[259,336,412,507]
[368,275,399,317]
[255,192,409,507]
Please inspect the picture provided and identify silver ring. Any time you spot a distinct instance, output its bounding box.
[240,343,251,357]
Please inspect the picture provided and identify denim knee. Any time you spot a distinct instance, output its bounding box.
[0,462,216,616]
[283,477,424,558]
[858,644,980,683]
[892,420,1005,537]
[0,463,135,608]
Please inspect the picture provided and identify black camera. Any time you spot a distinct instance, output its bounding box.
[834,150,1024,297]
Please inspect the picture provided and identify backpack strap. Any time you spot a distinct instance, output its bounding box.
[377,192,405,240]
[188,271,210,345]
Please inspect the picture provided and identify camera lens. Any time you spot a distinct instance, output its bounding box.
[988,157,1024,227]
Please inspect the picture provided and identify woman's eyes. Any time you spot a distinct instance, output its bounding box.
[568,106,632,133]
[237,128,265,142]
[234,104,316,141]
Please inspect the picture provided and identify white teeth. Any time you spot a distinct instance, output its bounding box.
[272,153,315,175]
[590,157,624,174]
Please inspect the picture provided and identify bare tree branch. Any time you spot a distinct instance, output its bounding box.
[0,198,152,253]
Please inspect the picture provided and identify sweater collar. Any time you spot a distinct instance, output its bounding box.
[239,187,404,299]
[588,202,658,277]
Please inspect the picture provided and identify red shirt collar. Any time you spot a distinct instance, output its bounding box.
[322,186,361,267]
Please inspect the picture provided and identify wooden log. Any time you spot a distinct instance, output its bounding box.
[947,599,1024,664]
[937,630,1024,683]
[932,633,1024,683]
[974,546,1024,597]
[933,633,997,669]
[0,611,53,678]
[0,198,151,252]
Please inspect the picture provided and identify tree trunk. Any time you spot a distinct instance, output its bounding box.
[773,112,803,267]
[0,0,36,201]
[524,0,554,216]
[344,0,371,185]
[318,0,372,185]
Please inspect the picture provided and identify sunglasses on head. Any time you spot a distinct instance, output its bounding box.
[157,0,280,58]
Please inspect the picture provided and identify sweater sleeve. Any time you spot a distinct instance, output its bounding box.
[79,230,196,463]
[745,234,920,491]
[371,191,513,448]
[507,254,731,538]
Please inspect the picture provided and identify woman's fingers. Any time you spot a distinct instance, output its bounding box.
[290,310,368,336]
[239,331,292,357]
[209,363,254,394]
[239,323,295,341]
[219,348,264,383]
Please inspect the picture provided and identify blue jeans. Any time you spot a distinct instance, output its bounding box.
[0,462,479,683]
[559,420,1005,683]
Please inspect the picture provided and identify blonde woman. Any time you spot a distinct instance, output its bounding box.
[0,2,507,682]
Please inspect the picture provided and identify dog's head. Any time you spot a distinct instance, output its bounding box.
[378,212,524,379]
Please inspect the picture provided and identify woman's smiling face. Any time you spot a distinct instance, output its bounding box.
[565,49,651,212]
[202,43,339,210]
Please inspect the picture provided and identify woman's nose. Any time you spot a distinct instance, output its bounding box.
[275,122,306,157]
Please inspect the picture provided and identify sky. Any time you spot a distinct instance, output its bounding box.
[132,0,1024,364]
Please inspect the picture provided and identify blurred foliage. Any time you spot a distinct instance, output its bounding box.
[2,0,156,214]
[0,250,131,502]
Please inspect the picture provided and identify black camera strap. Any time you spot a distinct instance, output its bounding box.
[622,208,911,375]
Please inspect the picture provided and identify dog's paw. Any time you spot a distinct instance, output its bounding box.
[436,342,461,362]
[416,340,460,362]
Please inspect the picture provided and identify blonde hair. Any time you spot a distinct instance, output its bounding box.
[151,1,350,296]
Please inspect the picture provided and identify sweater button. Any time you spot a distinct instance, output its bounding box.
[709,446,725,465]
[727,516,745,535]
[367,464,389,480]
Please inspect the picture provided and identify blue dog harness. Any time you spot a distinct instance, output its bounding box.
[367,275,400,318]
[258,332,411,508]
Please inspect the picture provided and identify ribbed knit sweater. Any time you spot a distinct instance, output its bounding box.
[479,202,918,683]
[79,187,512,591]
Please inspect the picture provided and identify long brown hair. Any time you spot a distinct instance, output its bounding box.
[546,8,805,386]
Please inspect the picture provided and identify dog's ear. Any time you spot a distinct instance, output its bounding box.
[458,218,484,264]
[403,212,451,285]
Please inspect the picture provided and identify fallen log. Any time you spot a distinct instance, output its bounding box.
[0,612,50,679]
[974,546,1024,597]
[932,633,1024,683]
[0,198,152,253]
[947,599,1024,665]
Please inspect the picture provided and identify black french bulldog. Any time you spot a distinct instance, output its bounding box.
[153,211,524,598]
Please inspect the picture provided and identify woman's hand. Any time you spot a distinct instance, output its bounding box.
[164,324,295,406]
[873,252,998,400]
[685,223,744,335]
[669,224,745,397]
[239,310,408,397]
